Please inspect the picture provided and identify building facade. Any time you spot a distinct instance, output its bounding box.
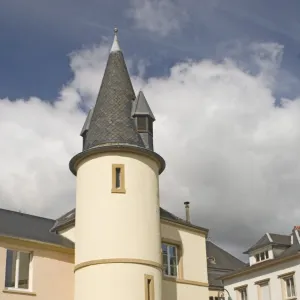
[222,227,300,300]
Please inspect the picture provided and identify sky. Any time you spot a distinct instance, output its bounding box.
[1,0,300,260]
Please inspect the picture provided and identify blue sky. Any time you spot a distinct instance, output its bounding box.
[2,0,300,257]
[1,0,300,100]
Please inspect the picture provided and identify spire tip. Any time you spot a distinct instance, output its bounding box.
[111,27,121,52]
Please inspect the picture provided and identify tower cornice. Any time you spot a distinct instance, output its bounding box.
[69,144,166,176]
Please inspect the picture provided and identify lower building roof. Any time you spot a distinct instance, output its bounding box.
[0,208,74,248]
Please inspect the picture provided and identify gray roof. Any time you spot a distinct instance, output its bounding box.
[82,40,145,151]
[206,241,246,288]
[244,233,291,254]
[132,91,155,120]
[51,207,209,234]
[221,230,300,280]
[0,208,74,249]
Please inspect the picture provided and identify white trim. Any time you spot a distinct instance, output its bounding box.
[266,233,273,242]
[295,230,300,244]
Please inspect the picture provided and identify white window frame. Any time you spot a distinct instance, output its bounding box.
[162,243,178,277]
[5,249,33,291]
[239,288,247,300]
[284,276,296,299]
[255,250,269,263]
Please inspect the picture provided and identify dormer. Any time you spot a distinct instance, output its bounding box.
[244,232,290,266]
[132,91,155,150]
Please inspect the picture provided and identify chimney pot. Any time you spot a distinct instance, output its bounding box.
[184,202,190,223]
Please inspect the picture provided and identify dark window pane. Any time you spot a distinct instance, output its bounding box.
[137,117,147,131]
[162,244,167,253]
[170,265,177,276]
[163,265,168,275]
[115,168,121,188]
[163,255,168,265]
[5,250,16,288]
[18,252,30,289]
[265,251,269,259]
[169,246,176,256]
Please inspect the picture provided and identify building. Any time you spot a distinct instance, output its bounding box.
[222,226,300,300]
[0,29,243,300]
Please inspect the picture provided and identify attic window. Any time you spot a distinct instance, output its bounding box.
[137,117,147,131]
[137,116,153,135]
[255,250,269,263]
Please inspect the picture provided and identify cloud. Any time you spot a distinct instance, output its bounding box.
[126,0,188,36]
[2,40,300,259]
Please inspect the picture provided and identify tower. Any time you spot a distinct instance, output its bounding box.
[70,29,165,300]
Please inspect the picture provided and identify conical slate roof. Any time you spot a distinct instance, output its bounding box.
[82,30,145,151]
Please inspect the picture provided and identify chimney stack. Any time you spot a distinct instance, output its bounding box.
[184,201,190,223]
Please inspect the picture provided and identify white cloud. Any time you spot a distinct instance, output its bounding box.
[1,40,300,258]
[126,0,188,36]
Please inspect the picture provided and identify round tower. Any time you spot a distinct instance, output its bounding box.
[70,29,165,300]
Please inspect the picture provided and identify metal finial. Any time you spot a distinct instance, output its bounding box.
[111,27,121,52]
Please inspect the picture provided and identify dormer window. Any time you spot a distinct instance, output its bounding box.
[137,116,153,135]
[255,250,269,262]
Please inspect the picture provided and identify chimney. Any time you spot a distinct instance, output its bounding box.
[184,201,190,223]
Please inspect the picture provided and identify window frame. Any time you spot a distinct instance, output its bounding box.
[284,276,296,299]
[278,271,297,300]
[5,249,33,291]
[239,288,247,300]
[255,250,269,263]
[162,242,179,278]
[136,116,153,135]
[255,279,271,300]
[111,164,126,194]
[144,274,154,300]
[234,285,248,300]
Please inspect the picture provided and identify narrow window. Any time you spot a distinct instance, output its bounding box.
[5,250,32,290]
[112,164,125,193]
[145,275,154,300]
[255,254,260,262]
[115,168,121,188]
[239,288,247,300]
[285,276,296,298]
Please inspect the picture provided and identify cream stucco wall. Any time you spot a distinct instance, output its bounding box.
[224,257,300,300]
[161,222,209,300]
[74,151,162,300]
[59,227,75,243]
[0,239,74,300]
